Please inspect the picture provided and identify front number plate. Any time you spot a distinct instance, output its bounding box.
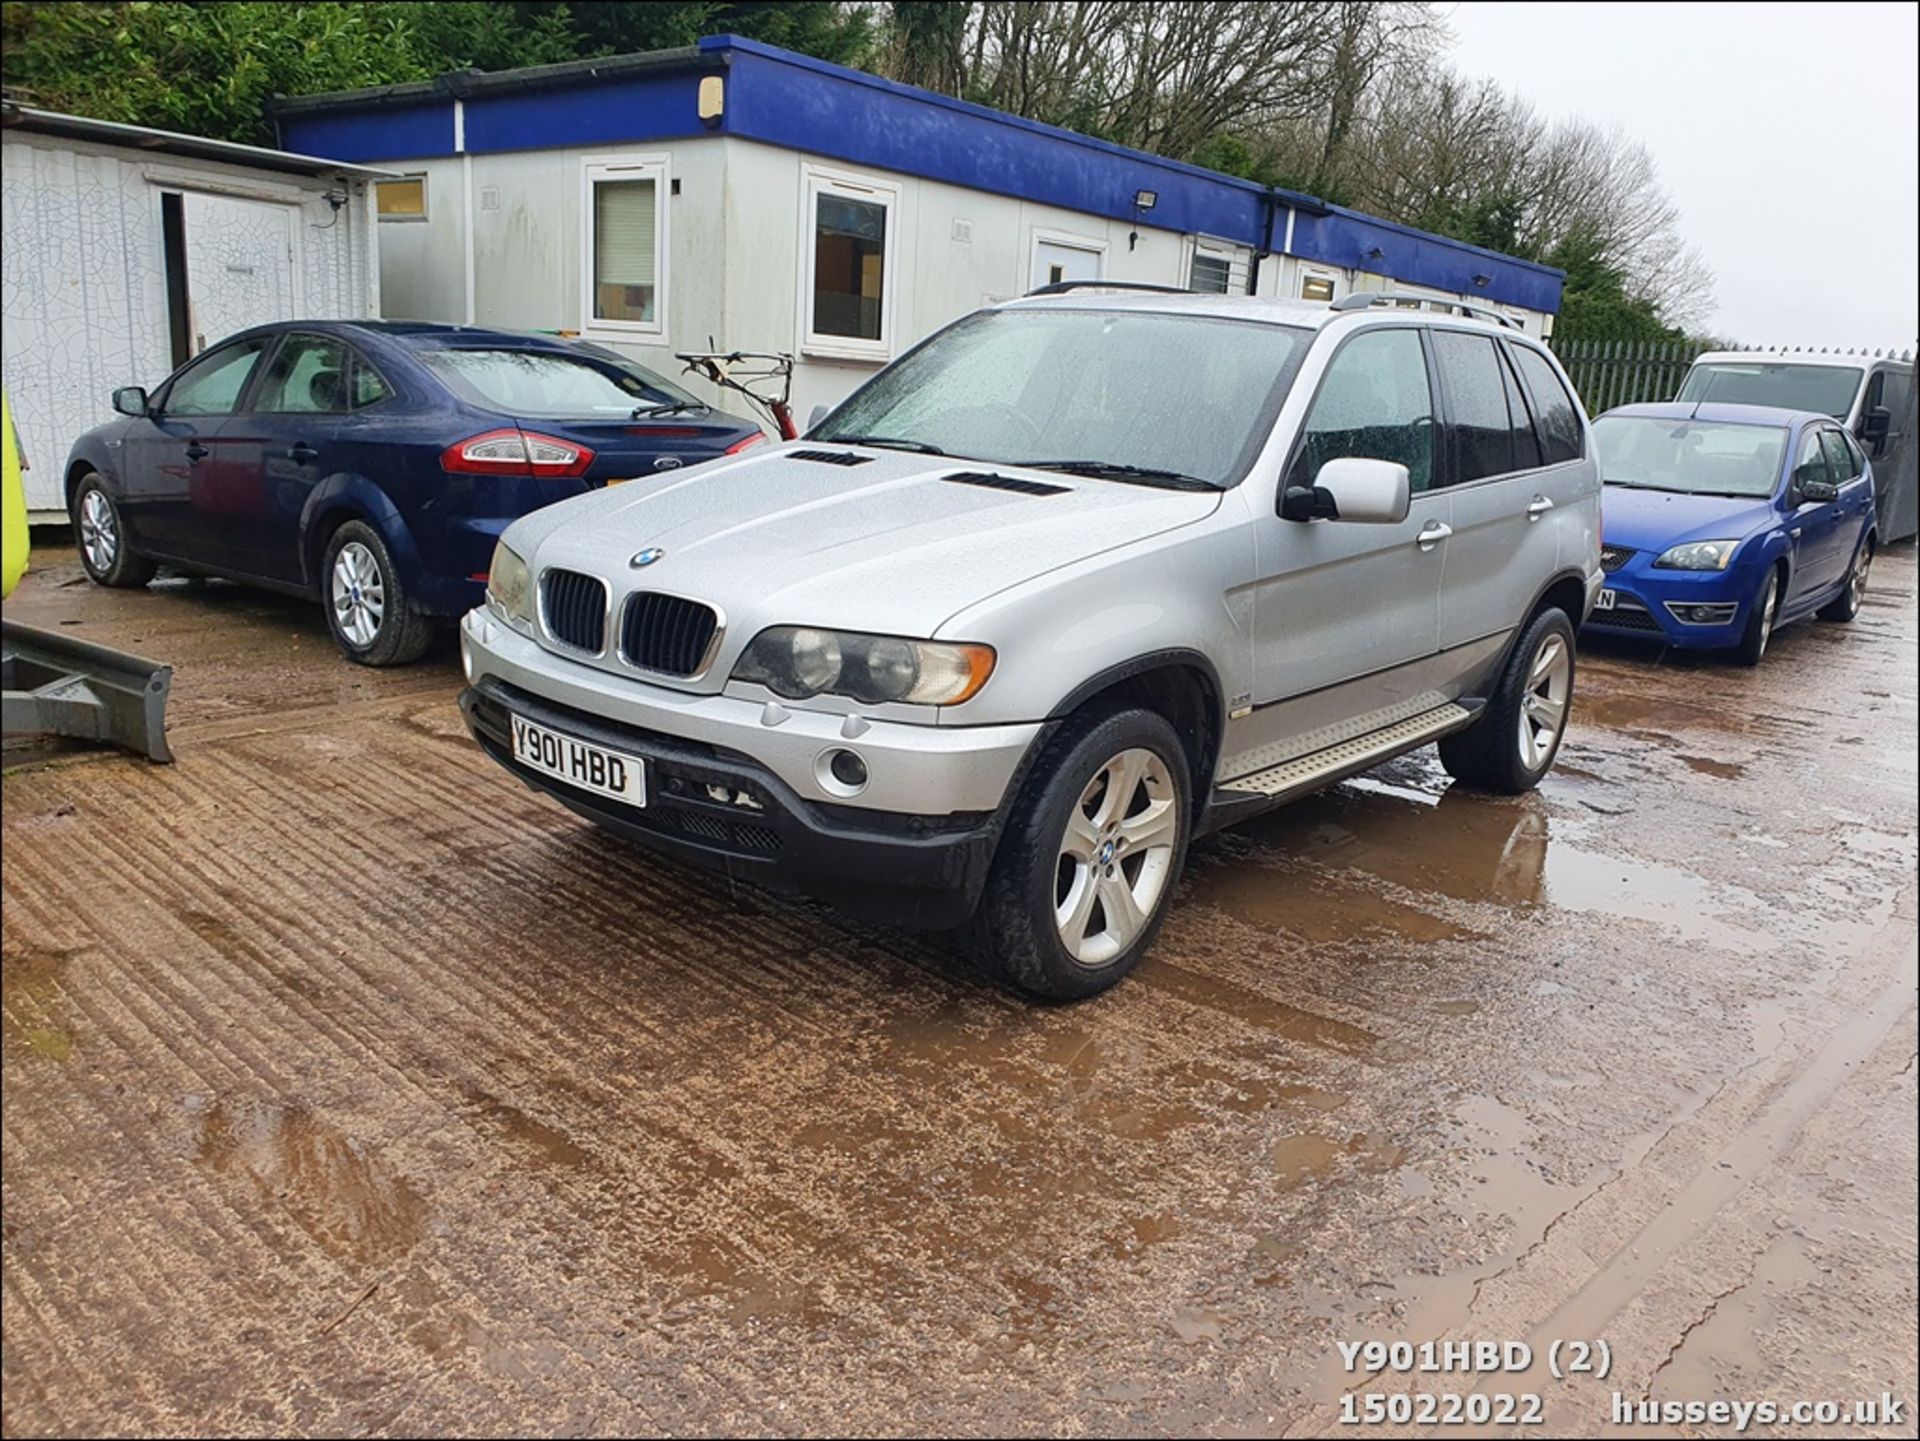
[510,714,646,807]
[1594,588,1618,611]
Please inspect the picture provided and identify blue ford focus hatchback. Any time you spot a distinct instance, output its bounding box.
[62,321,765,664]
[1585,402,1877,665]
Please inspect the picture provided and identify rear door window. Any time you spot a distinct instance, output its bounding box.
[1432,330,1521,483]
[1289,327,1436,494]
[1499,345,1543,470]
[1510,345,1584,463]
[253,334,353,414]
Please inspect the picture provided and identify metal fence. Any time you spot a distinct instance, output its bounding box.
[1545,338,1705,412]
[1546,337,1916,415]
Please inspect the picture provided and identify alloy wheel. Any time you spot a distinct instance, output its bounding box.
[1515,632,1571,772]
[1055,747,1179,967]
[331,541,386,648]
[1755,572,1779,658]
[1850,544,1872,611]
[79,489,117,574]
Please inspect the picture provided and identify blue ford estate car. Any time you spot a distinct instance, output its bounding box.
[63,321,764,664]
[1585,402,1877,665]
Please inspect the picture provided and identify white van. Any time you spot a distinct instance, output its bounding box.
[1678,351,1915,540]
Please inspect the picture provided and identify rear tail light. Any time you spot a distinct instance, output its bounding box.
[724,432,768,455]
[441,428,594,478]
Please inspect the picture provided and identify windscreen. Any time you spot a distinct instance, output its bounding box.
[814,308,1311,488]
[1676,363,1863,419]
[1592,416,1788,498]
[422,347,698,418]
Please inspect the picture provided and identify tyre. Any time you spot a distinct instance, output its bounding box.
[1439,607,1575,794]
[965,706,1191,1001]
[1733,564,1781,666]
[321,519,433,666]
[1817,534,1872,623]
[70,474,156,588]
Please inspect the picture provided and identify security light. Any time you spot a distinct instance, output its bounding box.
[1133,189,1157,211]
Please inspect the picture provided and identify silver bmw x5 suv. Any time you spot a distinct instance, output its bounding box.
[459,289,1601,999]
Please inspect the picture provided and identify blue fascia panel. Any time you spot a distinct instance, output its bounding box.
[712,38,1275,243]
[464,69,713,153]
[280,100,454,162]
[1290,208,1564,313]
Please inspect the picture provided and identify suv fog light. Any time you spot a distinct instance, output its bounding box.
[818,747,870,796]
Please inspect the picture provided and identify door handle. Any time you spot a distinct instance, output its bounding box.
[1789,527,1802,538]
[287,443,319,463]
[1415,521,1454,551]
[184,443,210,462]
[1526,494,1555,520]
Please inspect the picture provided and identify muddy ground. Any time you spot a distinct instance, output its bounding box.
[3,543,1915,1437]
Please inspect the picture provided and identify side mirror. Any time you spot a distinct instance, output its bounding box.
[1858,405,1891,446]
[1798,477,1840,504]
[806,403,831,433]
[1283,456,1411,524]
[112,386,149,417]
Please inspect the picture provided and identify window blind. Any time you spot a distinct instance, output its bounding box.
[594,178,656,287]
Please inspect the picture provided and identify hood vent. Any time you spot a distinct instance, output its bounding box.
[942,470,1071,497]
[789,449,872,467]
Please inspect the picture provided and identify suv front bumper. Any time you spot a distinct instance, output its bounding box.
[458,609,1046,927]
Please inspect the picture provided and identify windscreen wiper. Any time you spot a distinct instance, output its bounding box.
[822,435,948,455]
[1017,459,1216,491]
[632,400,707,419]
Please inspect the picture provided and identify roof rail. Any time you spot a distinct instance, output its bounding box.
[1023,279,1191,299]
[1330,291,1520,330]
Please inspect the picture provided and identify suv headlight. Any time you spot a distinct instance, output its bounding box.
[731,627,995,706]
[1653,539,1740,571]
[487,541,533,628]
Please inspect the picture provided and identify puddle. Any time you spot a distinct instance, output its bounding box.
[458,1082,590,1170]
[1272,1133,1345,1186]
[1540,844,1775,952]
[1142,963,1381,1056]
[1187,861,1481,944]
[1219,784,1552,909]
[190,1095,427,1267]
[1678,755,1745,779]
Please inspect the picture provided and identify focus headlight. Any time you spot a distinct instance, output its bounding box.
[1653,539,1740,571]
[732,627,995,706]
[486,541,533,628]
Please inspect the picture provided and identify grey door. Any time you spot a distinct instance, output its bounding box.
[1431,331,1568,674]
[1250,326,1447,715]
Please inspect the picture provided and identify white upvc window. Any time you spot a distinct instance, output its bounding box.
[1187,236,1239,294]
[1298,265,1340,303]
[581,155,668,338]
[801,166,899,361]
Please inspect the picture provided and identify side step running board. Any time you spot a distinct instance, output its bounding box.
[1216,701,1476,802]
[2,621,174,762]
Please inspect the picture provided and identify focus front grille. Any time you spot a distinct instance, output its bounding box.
[1597,598,1664,633]
[541,568,607,653]
[1600,544,1635,573]
[621,592,720,676]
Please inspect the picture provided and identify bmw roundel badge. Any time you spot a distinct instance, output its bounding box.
[629,547,666,568]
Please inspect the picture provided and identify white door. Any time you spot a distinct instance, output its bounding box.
[181,191,296,353]
[1031,236,1102,290]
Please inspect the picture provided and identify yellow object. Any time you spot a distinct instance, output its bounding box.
[2,390,29,599]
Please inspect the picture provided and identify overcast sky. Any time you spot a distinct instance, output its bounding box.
[1443,1,1919,349]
